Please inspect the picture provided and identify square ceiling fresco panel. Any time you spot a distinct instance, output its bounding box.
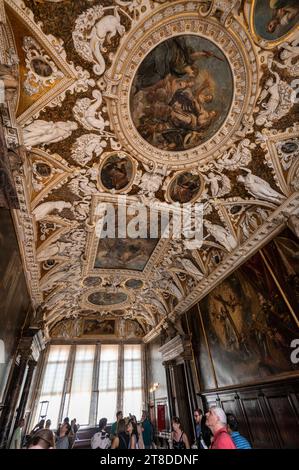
[94,237,159,271]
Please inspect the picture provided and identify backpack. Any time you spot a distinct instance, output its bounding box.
[91,431,111,449]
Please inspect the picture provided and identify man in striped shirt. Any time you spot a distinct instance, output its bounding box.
[227,414,252,449]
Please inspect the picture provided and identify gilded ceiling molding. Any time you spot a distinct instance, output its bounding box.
[5,0,95,125]
[29,149,75,209]
[83,193,170,279]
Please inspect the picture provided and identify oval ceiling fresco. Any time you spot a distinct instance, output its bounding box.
[87,291,128,306]
[251,0,299,44]
[130,35,234,152]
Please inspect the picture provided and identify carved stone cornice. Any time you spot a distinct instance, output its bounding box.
[159,334,192,363]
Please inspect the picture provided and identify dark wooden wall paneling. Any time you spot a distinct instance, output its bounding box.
[201,379,299,449]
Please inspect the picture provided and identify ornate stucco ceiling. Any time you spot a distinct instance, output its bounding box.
[1,0,299,341]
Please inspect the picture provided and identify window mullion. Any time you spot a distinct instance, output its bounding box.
[58,344,75,425]
[118,343,124,413]
[89,343,100,426]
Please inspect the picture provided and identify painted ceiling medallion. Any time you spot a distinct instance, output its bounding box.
[167,171,204,204]
[106,9,258,168]
[250,0,299,47]
[98,152,136,193]
[130,35,233,152]
[83,276,102,287]
[125,279,144,289]
[87,291,128,306]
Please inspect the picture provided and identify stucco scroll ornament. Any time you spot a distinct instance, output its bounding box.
[40,261,82,291]
[256,61,296,128]
[67,170,99,221]
[22,120,78,148]
[276,39,299,77]
[138,163,170,200]
[73,5,126,76]
[151,268,184,301]
[71,134,107,167]
[276,139,299,171]
[215,139,255,172]
[203,220,238,252]
[236,169,286,205]
[22,36,64,96]
[198,0,242,25]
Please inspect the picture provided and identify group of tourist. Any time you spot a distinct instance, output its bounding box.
[9,416,79,449]
[91,410,153,450]
[192,407,251,449]
[9,405,251,450]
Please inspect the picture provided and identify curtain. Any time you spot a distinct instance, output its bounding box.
[123,344,142,419]
[67,345,95,426]
[33,345,70,430]
[97,345,119,424]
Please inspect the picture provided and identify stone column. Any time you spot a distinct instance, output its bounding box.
[14,360,37,430]
[0,341,32,448]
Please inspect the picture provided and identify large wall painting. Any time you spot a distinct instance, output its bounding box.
[130,35,233,152]
[251,0,299,43]
[197,250,299,389]
[262,228,299,318]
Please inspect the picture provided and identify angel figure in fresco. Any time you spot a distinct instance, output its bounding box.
[267,0,299,34]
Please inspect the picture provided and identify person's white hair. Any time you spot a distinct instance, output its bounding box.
[210,406,227,425]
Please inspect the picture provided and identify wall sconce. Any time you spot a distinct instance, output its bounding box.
[149,383,160,393]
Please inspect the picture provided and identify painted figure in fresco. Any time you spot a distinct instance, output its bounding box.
[131,35,233,151]
[133,37,222,93]
[102,159,129,190]
[171,173,201,203]
[267,1,299,34]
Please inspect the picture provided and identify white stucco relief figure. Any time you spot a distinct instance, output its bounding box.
[203,220,238,252]
[23,120,78,148]
[216,139,254,171]
[204,171,231,198]
[73,6,125,77]
[256,62,296,127]
[71,134,108,166]
[237,169,286,205]
[33,201,72,221]
[73,90,109,131]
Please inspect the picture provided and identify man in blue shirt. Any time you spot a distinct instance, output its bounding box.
[226,413,252,449]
